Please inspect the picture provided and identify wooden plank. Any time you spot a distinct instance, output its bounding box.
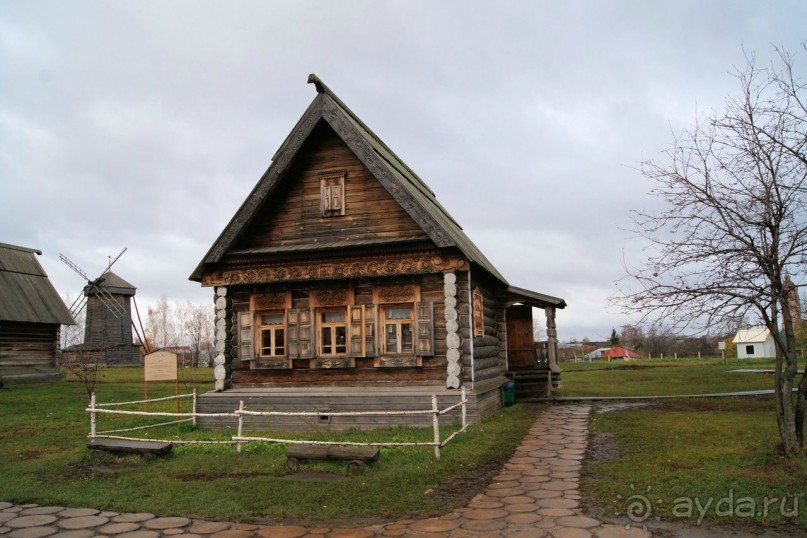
[88,438,173,456]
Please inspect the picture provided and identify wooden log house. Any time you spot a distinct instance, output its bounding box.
[0,242,75,384]
[190,75,566,430]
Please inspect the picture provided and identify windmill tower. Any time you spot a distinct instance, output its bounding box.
[61,249,143,365]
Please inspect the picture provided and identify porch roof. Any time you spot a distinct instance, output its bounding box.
[499,285,567,309]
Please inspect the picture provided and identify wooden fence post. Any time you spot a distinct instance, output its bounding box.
[90,392,97,439]
[431,393,440,459]
[461,386,467,430]
[192,389,197,426]
[236,400,245,453]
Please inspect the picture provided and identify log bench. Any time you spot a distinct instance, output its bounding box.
[87,438,173,456]
[285,445,380,474]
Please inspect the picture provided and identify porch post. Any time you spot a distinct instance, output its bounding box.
[545,307,560,374]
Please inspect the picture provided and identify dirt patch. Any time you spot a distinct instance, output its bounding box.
[594,402,654,414]
[584,432,620,469]
[279,471,346,482]
[425,453,510,507]
[70,463,137,478]
[177,471,276,481]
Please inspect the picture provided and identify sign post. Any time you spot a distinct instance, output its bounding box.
[144,350,180,411]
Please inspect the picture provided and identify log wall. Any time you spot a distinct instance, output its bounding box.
[223,273,449,386]
[0,321,59,370]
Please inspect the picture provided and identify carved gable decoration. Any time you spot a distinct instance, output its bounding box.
[250,292,292,311]
[376,285,415,304]
[473,287,484,337]
[310,288,354,308]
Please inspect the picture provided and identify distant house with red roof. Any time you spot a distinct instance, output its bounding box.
[582,346,642,361]
[603,347,641,360]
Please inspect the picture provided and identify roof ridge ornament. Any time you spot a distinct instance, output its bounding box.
[307,73,326,94]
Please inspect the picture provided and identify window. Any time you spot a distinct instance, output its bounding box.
[382,305,414,354]
[320,310,347,356]
[321,173,345,216]
[257,312,285,357]
[745,345,755,355]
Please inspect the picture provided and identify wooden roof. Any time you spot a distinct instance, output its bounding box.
[190,75,507,284]
[84,271,136,296]
[0,242,75,325]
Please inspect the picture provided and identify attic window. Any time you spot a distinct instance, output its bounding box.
[321,171,346,216]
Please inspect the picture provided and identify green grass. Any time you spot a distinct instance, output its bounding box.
[558,357,804,397]
[0,369,536,524]
[566,358,807,531]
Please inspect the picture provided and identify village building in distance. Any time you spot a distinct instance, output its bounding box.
[190,75,566,430]
[0,242,75,384]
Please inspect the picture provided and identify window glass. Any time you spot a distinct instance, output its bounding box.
[385,324,397,352]
[322,326,333,354]
[746,345,755,355]
[322,311,346,323]
[335,326,347,353]
[261,314,284,325]
[386,307,412,320]
[401,323,413,352]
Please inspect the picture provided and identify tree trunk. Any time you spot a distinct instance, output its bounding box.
[775,295,803,455]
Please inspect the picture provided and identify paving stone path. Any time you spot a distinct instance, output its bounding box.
[0,404,651,537]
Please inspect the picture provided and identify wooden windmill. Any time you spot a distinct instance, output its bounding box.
[60,248,146,365]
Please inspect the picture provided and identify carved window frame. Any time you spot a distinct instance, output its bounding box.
[246,292,293,369]
[256,311,286,358]
[380,304,415,356]
[372,284,433,367]
[319,308,349,357]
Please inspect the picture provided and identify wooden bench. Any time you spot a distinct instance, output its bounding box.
[88,438,173,456]
[285,445,379,474]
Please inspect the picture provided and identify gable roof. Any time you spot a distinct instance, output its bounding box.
[190,74,506,284]
[0,242,75,325]
[733,326,771,344]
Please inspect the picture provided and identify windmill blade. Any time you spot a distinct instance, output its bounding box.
[88,283,128,318]
[107,247,127,271]
[59,253,90,281]
[69,294,88,318]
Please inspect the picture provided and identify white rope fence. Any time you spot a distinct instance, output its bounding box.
[87,387,468,459]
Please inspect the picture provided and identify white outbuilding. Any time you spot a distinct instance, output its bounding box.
[733,326,777,358]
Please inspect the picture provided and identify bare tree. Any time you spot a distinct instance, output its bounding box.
[615,47,807,455]
[185,302,214,368]
[62,346,107,402]
[620,325,644,351]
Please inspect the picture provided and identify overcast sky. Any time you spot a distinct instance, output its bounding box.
[1,1,805,342]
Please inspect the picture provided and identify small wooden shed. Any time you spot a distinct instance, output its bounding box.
[0,243,75,383]
[190,75,566,430]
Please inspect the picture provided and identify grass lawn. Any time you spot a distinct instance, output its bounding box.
[565,358,807,532]
[558,357,804,397]
[0,368,536,524]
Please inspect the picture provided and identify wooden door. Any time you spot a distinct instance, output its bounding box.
[506,305,535,368]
